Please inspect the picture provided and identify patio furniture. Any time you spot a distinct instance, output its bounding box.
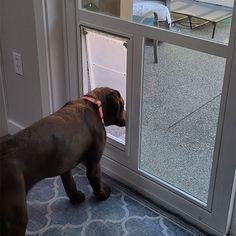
[171,0,233,38]
[133,0,172,63]
[133,0,172,25]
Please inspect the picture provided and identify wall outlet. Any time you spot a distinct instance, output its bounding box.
[13,52,24,76]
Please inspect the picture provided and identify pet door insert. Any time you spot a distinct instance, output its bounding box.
[81,28,127,146]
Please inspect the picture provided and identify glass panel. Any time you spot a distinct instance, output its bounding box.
[81,28,126,145]
[140,39,226,203]
[81,0,234,45]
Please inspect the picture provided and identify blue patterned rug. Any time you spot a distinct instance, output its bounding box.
[26,166,205,236]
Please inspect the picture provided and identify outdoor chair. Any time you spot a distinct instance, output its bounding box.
[133,0,172,63]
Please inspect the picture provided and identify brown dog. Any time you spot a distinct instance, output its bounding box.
[0,87,126,236]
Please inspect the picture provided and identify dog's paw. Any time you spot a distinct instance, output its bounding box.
[69,190,85,205]
[97,184,111,201]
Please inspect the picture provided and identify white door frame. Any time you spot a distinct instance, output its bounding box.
[33,0,68,117]
[34,0,236,235]
[34,0,53,116]
[0,41,8,137]
[0,3,8,136]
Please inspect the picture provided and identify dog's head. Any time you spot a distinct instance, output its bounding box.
[87,87,126,127]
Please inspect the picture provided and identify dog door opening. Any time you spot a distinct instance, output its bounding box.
[81,28,127,146]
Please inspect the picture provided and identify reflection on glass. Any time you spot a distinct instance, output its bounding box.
[81,0,234,44]
[81,28,126,144]
[140,39,226,202]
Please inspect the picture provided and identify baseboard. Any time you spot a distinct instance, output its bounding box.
[7,119,24,134]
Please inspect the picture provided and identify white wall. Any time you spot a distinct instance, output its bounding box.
[1,0,67,133]
[1,0,43,130]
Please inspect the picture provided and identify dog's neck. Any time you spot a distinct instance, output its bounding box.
[81,96,104,125]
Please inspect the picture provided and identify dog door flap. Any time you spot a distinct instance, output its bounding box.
[82,28,128,147]
[83,29,127,103]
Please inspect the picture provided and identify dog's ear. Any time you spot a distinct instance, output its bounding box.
[108,89,122,114]
[104,90,116,112]
[104,89,125,127]
[111,90,121,99]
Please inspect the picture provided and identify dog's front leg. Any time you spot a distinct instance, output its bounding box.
[61,171,85,205]
[86,161,111,200]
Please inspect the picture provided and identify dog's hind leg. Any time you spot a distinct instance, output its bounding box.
[0,174,28,236]
[86,161,111,200]
[61,170,85,205]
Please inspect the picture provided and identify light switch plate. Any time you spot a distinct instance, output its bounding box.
[13,52,24,76]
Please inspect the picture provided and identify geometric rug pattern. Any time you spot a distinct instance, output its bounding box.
[26,166,205,236]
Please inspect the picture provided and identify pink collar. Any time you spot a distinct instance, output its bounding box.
[81,96,104,125]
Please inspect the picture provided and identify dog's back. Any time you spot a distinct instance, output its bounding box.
[0,87,126,236]
[0,101,105,189]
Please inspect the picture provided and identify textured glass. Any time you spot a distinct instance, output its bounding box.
[140,40,226,202]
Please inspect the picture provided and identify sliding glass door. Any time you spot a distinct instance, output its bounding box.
[77,0,236,234]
